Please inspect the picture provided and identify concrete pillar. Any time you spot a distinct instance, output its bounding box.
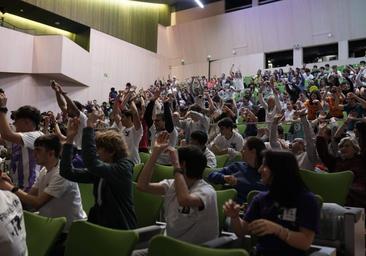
[293,47,303,67]
[338,40,349,61]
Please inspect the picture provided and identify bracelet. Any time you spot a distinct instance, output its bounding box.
[285,228,291,242]
[11,186,19,194]
[277,226,283,237]
[173,167,184,175]
[0,107,8,114]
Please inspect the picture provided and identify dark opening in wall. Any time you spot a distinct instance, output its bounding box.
[303,43,338,64]
[225,0,252,13]
[265,49,293,68]
[259,0,282,6]
[349,38,366,58]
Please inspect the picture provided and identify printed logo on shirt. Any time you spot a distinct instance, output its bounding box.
[124,130,130,137]
[230,143,237,149]
[178,206,191,214]
[278,208,297,222]
[0,199,23,237]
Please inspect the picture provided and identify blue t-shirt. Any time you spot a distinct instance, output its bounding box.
[244,191,320,256]
[207,162,266,204]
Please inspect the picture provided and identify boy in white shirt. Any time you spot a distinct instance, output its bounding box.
[0,187,28,256]
[0,134,86,232]
[137,132,218,246]
[0,92,43,192]
[111,99,143,164]
[210,118,244,159]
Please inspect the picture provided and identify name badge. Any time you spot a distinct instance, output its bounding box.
[282,208,297,222]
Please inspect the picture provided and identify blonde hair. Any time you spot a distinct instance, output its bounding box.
[95,130,128,161]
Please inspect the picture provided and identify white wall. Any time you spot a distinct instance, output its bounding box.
[161,0,366,78]
[0,27,169,112]
[0,27,33,73]
[2,0,366,112]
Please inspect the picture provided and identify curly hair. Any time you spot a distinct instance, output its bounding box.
[95,130,128,161]
[13,105,41,129]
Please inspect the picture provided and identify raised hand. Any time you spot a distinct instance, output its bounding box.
[0,177,13,191]
[152,131,170,155]
[273,111,284,123]
[0,170,12,183]
[66,117,80,141]
[50,80,66,95]
[223,199,240,219]
[0,92,7,108]
[165,146,180,167]
[296,108,307,117]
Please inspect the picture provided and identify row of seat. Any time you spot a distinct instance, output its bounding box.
[25,158,353,255]
[24,185,238,256]
[139,152,233,168]
[134,156,354,206]
[23,211,249,256]
[26,163,353,255]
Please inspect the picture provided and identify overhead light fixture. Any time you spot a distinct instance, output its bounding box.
[194,0,204,8]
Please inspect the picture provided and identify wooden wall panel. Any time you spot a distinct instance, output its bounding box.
[23,0,170,52]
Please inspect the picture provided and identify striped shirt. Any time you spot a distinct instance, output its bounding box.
[9,131,43,192]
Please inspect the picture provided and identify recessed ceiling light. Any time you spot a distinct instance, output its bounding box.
[194,0,204,8]
[55,21,60,25]
[20,9,24,12]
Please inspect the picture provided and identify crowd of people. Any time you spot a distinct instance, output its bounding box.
[0,60,366,255]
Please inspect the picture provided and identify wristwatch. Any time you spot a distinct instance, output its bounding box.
[0,107,8,114]
[11,186,19,193]
[173,167,184,175]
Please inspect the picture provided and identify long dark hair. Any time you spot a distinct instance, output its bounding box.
[263,150,308,207]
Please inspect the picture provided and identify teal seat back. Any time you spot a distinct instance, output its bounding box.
[237,124,246,135]
[132,182,163,228]
[78,183,94,214]
[149,235,249,256]
[133,163,144,181]
[203,168,223,190]
[246,190,261,204]
[23,211,66,256]
[215,154,229,168]
[152,164,174,182]
[216,189,237,232]
[64,221,138,256]
[139,152,150,164]
[299,169,354,205]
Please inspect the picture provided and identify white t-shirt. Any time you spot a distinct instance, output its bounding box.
[9,131,43,191]
[284,109,294,121]
[210,131,244,157]
[233,78,244,91]
[32,164,87,232]
[204,147,217,168]
[160,179,219,244]
[121,124,143,165]
[0,191,28,256]
[73,111,88,150]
